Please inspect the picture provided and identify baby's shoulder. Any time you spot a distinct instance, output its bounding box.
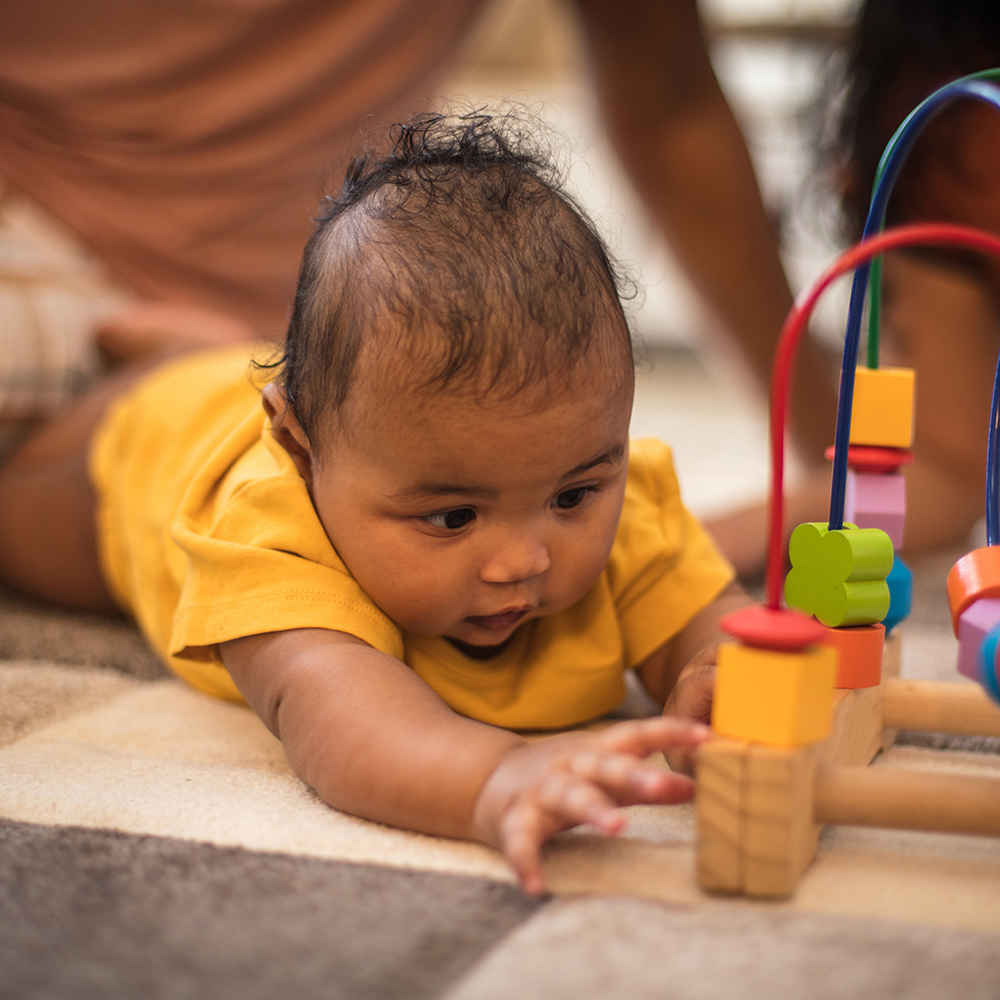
[625,437,680,506]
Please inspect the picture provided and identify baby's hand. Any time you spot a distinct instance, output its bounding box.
[662,643,718,775]
[473,716,710,895]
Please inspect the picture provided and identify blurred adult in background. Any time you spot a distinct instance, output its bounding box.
[0,0,834,480]
[706,0,1000,577]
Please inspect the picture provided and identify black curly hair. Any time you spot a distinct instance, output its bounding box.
[269,109,634,444]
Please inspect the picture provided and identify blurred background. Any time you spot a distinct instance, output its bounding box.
[0,0,861,520]
[445,0,857,518]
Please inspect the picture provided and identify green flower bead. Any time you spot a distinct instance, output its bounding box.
[784,521,893,627]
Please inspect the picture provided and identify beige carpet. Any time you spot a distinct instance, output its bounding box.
[2,638,999,934]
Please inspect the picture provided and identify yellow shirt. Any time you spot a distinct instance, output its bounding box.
[90,347,734,730]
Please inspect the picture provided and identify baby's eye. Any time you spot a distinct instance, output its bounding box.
[554,486,594,510]
[424,508,476,530]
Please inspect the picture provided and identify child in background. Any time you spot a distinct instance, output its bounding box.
[836,0,1000,555]
[0,113,747,893]
[711,0,1000,577]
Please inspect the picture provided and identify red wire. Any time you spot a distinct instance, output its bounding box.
[766,223,1000,609]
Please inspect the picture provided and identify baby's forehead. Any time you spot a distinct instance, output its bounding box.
[315,369,633,503]
[325,347,633,449]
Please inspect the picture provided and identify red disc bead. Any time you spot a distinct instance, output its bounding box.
[721,604,826,651]
[824,444,914,475]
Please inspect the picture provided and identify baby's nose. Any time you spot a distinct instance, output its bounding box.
[478,532,551,584]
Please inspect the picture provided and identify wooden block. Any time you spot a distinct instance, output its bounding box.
[881,629,902,749]
[946,546,1000,635]
[849,366,915,448]
[784,522,893,627]
[882,677,1000,737]
[742,743,821,897]
[712,642,837,748]
[696,738,747,893]
[956,598,1000,681]
[819,686,884,767]
[696,683,880,900]
[844,470,906,548]
[882,628,902,679]
[883,556,913,633]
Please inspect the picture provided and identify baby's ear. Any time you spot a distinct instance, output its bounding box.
[262,383,314,485]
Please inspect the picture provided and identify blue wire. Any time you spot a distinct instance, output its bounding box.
[988,349,1000,545]
[829,77,1000,531]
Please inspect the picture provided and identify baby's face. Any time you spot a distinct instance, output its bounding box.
[305,367,632,651]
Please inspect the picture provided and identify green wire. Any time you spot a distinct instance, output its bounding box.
[864,67,1000,370]
[866,256,882,368]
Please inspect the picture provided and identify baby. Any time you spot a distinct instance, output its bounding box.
[0,113,747,893]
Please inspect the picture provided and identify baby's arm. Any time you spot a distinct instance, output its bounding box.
[637,581,752,769]
[221,628,708,894]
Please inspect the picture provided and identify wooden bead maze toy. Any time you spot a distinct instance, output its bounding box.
[695,71,1000,899]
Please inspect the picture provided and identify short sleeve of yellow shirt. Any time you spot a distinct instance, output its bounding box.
[90,347,734,730]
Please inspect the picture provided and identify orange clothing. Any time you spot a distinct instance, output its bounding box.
[0,0,486,336]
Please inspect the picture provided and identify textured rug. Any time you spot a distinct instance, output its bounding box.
[2,553,999,999]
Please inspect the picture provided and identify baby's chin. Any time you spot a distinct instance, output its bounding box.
[443,633,518,660]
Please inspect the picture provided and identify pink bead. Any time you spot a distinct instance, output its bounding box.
[845,470,906,549]
[957,598,1000,681]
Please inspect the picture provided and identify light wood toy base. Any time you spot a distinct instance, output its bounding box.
[696,632,1000,898]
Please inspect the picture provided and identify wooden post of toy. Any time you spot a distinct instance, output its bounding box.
[816,675,1000,838]
[883,677,1000,737]
[814,766,1000,836]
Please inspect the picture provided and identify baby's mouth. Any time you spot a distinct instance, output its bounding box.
[465,606,534,633]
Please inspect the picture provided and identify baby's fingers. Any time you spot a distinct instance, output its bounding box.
[598,716,711,760]
[499,801,549,896]
[536,769,625,836]
[568,749,695,806]
[500,777,617,897]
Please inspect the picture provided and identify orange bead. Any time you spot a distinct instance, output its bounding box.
[712,641,837,747]
[947,547,1000,636]
[849,367,915,448]
[817,622,884,688]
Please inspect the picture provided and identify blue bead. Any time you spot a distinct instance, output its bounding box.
[882,555,913,633]
[979,624,1000,705]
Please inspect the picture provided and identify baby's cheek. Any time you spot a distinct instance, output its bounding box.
[552,533,614,607]
[368,564,470,636]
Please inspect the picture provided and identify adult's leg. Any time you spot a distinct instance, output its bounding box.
[0,345,207,613]
[0,301,260,613]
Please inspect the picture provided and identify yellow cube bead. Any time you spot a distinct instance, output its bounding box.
[711,642,837,748]
[849,366,915,448]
